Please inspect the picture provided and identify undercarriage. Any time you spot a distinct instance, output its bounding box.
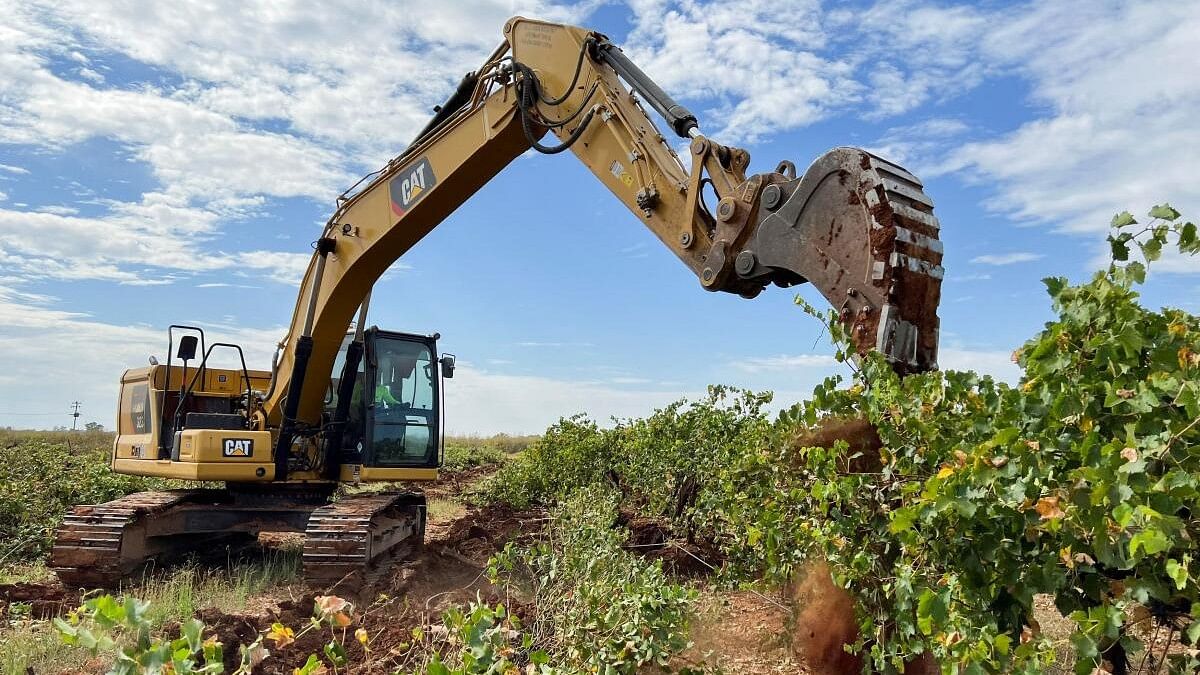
[50,486,426,593]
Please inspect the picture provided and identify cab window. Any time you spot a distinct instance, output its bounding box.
[371,338,436,466]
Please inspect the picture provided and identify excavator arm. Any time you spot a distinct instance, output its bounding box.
[260,17,943,466]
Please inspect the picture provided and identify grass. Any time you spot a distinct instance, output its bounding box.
[442,433,536,472]
[0,561,56,585]
[427,497,467,522]
[1,621,94,675]
[135,548,303,625]
[0,546,302,674]
[444,433,538,457]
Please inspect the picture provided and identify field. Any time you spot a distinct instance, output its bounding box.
[1,210,1198,674]
[0,430,795,674]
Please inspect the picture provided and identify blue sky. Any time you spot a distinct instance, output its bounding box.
[0,0,1196,433]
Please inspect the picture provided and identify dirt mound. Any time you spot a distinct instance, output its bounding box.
[618,509,669,548]
[791,416,883,473]
[412,464,496,501]
[194,606,267,672]
[789,563,937,675]
[188,499,548,673]
[432,502,547,563]
[789,562,864,674]
[644,541,719,577]
[0,580,79,619]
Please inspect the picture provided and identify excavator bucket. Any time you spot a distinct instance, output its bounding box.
[745,148,943,374]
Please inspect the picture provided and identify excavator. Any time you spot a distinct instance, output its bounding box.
[50,16,943,590]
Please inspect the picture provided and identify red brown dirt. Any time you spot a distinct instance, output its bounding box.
[616,508,721,577]
[786,418,938,675]
[193,495,549,674]
[790,562,864,674]
[0,581,80,619]
[791,416,885,473]
[677,589,808,674]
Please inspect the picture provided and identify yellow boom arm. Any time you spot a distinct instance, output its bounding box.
[259,17,944,464]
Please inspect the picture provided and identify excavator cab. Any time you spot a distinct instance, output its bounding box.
[326,328,452,472]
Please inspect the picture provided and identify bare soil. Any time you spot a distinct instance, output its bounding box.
[196,495,551,673]
[0,581,81,620]
[678,588,808,674]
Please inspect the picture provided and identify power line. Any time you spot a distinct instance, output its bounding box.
[0,411,65,416]
[70,401,81,431]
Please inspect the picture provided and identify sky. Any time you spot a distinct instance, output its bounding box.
[0,0,1197,434]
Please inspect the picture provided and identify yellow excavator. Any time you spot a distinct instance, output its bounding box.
[51,17,943,589]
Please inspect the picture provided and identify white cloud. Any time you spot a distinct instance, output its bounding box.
[445,364,772,435]
[731,353,839,373]
[934,1,1200,254]
[25,0,588,158]
[231,251,312,286]
[0,0,1194,430]
[1155,250,1200,275]
[939,347,1021,385]
[0,199,325,286]
[622,0,859,142]
[75,66,104,83]
[867,117,970,176]
[832,1,989,119]
[0,282,285,428]
[970,252,1044,266]
[609,376,652,385]
[0,1,593,288]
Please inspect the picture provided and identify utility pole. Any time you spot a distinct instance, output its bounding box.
[70,401,81,431]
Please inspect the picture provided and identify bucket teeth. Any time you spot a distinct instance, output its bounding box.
[743,147,943,373]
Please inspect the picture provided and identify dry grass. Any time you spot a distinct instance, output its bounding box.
[0,546,302,674]
[444,433,538,456]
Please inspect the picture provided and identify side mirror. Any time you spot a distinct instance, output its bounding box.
[177,335,198,361]
[439,354,456,379]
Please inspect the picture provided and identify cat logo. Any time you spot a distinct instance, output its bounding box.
[223,438,254,457]
[388,157,437,217]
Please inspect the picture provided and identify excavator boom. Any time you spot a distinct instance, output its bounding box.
[263,17,943,455]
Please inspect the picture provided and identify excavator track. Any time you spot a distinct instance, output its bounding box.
[51,488,425,591]
[52,487,327,588]
[302,492,426,593]
[51,491,210,587]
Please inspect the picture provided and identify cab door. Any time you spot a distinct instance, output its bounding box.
[363,330,441,468]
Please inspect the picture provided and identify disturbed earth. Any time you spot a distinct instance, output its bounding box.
[0,465,796,674]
